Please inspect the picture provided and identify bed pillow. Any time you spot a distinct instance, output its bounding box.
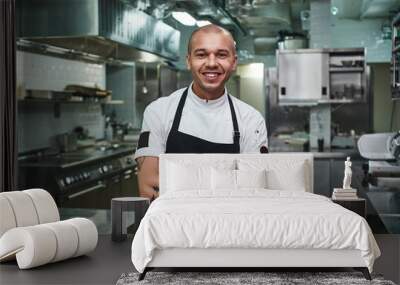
[211,169,267,190]
[166,160,236,192]
[167,162,210,191]
[161,156,236,194]
[236,169,267,189]
[237,158,308,192]
[211,168,236,190]
[266,166,306,192]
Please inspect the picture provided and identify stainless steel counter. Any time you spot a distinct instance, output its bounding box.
[269,147,361,159]
[310,149,361,159]
[269,137,361,160]
[19,143,136,169]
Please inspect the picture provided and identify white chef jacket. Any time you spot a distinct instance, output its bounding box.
[134,83,268,159]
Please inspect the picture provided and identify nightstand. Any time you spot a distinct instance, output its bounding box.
[332,198,366,218]
[111,197,150,242]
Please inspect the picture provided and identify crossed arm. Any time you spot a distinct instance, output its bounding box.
[136,156,160,200]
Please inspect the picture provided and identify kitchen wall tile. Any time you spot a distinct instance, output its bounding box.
[18,103,104,153]
[17,51,106,152]
[17,51,106,92]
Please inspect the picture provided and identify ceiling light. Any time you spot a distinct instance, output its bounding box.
[330,6,338,15]
[172,11,197,26]
[196,20,212,27]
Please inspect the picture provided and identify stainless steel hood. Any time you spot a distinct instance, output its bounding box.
[17,0,181,62]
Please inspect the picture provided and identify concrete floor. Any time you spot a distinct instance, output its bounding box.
[0,235,134,285]
[1,235,399,285]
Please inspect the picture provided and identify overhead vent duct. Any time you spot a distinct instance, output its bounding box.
[361,0,400,18]
[331,0,400,19]
[17,0,180,62]
[331,0,363,19]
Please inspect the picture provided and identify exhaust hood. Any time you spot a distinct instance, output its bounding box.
[17,0,180,62]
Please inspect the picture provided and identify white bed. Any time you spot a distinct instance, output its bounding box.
[131,153,380,280]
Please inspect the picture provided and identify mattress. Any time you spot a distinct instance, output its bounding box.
[131,190,380,273]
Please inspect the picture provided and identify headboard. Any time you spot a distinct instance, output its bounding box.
[159,153,314,195]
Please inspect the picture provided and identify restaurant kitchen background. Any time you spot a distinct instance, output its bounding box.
[15,0,400,235]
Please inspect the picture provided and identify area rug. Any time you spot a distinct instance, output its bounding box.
[116,271,396,285]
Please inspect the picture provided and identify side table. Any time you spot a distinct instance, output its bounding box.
[111,197,150,242]
[332,198,366,218]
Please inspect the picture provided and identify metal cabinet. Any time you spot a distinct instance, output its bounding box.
[277,48,368,105]
[278,50,329,104]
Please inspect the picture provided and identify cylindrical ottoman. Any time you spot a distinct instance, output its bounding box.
[111,197,150,242]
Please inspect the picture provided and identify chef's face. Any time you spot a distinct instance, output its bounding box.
[186,29,237,99]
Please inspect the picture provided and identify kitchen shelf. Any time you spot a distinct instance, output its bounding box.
[103,100,124,104]
[18,98,124,105]
[18,98,124,118]
[318,98,365,104]
[329,67,364,73]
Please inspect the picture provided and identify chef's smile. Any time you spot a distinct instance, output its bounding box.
[202,71,222,81]
[186,29,237,100]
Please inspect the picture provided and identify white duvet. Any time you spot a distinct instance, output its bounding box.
[131,190,380,273]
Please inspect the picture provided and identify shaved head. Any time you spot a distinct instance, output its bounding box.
[185,24,237,101]
[187,24,236,55]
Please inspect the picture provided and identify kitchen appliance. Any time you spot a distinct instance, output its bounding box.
[277,36,308,50]
[55,132,78,153]
[358,132,400,179]
[358,132,400,234]
[18,145,137,209]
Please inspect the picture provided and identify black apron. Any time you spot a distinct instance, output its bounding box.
[165,88,240,154]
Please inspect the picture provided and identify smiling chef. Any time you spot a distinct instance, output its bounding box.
[134,24,268,199]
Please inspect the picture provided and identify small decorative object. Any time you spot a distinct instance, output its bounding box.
[332,157,358,200]
[343,156,352,189]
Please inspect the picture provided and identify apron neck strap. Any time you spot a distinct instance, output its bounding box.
[227,95,240,145]
[170,87,189,133]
